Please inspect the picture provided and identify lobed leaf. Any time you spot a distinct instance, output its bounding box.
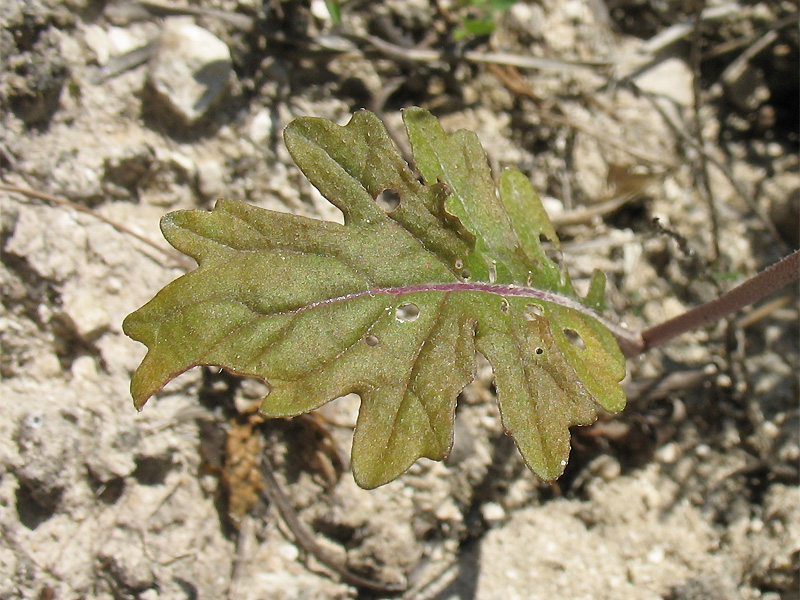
[123,108,626,488]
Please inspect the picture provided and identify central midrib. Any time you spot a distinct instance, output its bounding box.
[279,281,643,354]
[289,281,587,315]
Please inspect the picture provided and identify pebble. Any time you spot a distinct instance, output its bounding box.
[98,532,156,591]
[60,291,111,341]
[310,0,333,21]
[84,417,138,482]
[147,20,233,125]
[655,442,679,464]
[481,502,506,525]
[723,61,770,112]
[14,411,77,509]
[634,58,694,107]
[278,543,300,561]
[249,109,274,145]
[197,158,226,201]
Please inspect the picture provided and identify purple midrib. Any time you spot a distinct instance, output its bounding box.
[292,281,587,314]
[283,280,643,355]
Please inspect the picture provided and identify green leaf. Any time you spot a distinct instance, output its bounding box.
[324,0,341,24]
[454,18,497,40]
[453,0,516,39]
[123,108,626,489]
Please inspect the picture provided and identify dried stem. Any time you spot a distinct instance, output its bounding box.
[640,249,800,352]
[259,453,407,594]
[0,182,193,270]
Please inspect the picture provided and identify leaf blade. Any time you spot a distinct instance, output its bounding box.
[123,108,628,488]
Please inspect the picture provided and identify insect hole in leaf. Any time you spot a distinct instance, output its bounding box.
[376,188,401,212]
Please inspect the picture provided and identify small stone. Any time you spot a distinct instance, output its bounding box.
[646,546,665,564]
[655,442,679,464]
[57,295,111,341]
[98,532,155,591]
[7,27,67,125]
[103,143,155,197]
[5,206,81,282]
[634,58,694,107]
[83,24,141,66]
[434,498,462,522]
[85,425,138,482]
[723,62,770,112]
[445,419,475,466]
[71,355,98,380]
[14,411,78,509]
[197,159,226,201]
[278,543,299,561]
[310,0,333,21]
[249,109,274,144]
[541,196,565,218]
[481,502,506,525]
[590,455,622,481]
[147,20,233,126]
[563,0,588,22]
[769,187,800,248]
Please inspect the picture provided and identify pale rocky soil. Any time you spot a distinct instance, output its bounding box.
[1,1,798,599]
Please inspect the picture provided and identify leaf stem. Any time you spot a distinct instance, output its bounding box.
[640,249,800,352]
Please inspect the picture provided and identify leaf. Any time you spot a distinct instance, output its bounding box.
[324,1,341,24]
[123,108,626,489]
[454,17,496,40]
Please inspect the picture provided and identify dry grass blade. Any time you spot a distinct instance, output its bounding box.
[0,182,194,270]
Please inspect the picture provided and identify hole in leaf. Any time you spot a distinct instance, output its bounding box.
[395,302,420,322]
[535,347,544,355]
[563,328,586,349]
[460,269,471,280]
[454,258,464,270]
[500,298,509,313]
[376,188,401,212]
[525,303,545,320]
[364,334,379,346]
